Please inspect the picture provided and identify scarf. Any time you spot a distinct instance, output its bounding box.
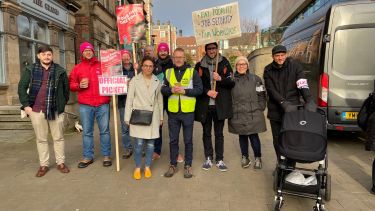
[200,54,223,105]
[29,62,57,120]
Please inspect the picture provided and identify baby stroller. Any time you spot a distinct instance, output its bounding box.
[273,108,331,211]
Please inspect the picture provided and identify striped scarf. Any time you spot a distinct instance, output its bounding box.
[29,62,57,120]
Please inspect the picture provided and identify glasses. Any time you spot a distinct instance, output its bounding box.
[142,65,154,69]
[207,47,217,51]
[236,63,248,67]
[173,56,185,59]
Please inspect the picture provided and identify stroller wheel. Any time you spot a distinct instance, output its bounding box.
[313,205,327,211]
[273,198,283,211]
[324,174,331,201]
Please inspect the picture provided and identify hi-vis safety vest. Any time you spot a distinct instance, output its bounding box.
[165,68,196,113]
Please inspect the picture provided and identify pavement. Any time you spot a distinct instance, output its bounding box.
[0,118,374,211]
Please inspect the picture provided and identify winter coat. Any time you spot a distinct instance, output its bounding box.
[125,73,163,139]
[69,56,110,106]
[194,55,235,122]
[118,64,136,109]
[18,63,69,114]
[367,111,375,151]
[263,57,313,121]
[229,71,267,135]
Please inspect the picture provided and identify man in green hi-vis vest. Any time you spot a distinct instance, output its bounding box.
[161,48,203,179]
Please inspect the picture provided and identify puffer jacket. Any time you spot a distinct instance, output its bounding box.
[69,56,110,106]
[229,71,267,135]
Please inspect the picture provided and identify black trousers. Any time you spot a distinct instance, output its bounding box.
[202,106,225,161]
[270,120,282,157]
[168,112,194,166]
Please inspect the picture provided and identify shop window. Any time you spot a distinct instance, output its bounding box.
[33,21,47,42]
[17,15,31,38]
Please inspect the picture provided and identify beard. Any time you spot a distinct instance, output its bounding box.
[41,60,52,66]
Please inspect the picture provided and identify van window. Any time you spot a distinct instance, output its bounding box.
[333,28,375,75]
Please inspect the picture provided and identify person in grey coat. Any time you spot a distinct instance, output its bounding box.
[125,57,163,180]
[228,56,267,169]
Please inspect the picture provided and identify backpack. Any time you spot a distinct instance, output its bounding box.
[358,92,375,131]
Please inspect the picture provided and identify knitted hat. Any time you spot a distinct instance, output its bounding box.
[79,41,94,54]
[157,42,169,53]
[120,49,131,57]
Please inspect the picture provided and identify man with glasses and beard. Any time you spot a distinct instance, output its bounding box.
[18,46,70,177]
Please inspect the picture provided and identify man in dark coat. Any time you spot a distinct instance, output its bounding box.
[366,92,375,194]
[194,42,235,172]
[263,45,316,158]
[18,46,70,177]
[152,43,174,160]
[118,49,136,159]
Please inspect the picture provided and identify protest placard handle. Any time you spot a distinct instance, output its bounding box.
[112,94,120,172]
[212,41,220,91]
[132,43,137,75]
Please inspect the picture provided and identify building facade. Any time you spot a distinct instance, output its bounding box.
[74,0,119,60]
[0,0,80,106]
[176,36,205,65]
[152,21,177,53]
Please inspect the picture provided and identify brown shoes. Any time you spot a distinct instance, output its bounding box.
[36,166,49,177]
[57,163,70,173]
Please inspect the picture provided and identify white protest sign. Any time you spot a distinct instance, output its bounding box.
[99,76,128,96]
[192,2,242,45]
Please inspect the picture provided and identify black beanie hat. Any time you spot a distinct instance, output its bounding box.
[205,42,218,51]
[272,45,287,55]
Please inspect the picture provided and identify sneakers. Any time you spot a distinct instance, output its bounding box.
[177,154,184,163]
[164,165,177,178]
[103,156,112,167]
[216,160,228,172]
[254,157,262,169]
[202,157,213,170]
[122,149,133,159]
[184,165,193,178]
[241,156,251,168]
[152,153,160,161]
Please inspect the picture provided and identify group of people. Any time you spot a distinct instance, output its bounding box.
[18,41,317,181]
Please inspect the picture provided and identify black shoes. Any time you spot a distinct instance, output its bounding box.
[78,159,94,168]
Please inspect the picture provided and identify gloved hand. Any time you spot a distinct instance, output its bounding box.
[281,101,298,113]
[304,101,317,112]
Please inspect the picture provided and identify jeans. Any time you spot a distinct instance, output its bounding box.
[168,112,194,166]
[119,107,133,150]
[134,138,154,168]
[202,106,225,161]
[79,104,111,160]
[239,134,262,158]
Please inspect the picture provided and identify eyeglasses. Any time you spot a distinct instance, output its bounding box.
[173,56,185,59]
[236,63,248,67]
[207,47,217,51]
[142,65,154,69]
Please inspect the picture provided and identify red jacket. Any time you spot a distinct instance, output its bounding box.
[69,57,110,106]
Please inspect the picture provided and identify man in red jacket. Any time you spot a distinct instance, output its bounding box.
[69,42,112,168]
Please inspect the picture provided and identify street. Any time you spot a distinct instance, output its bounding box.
[0,119,374,211]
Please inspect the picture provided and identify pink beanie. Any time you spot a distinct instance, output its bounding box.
[121,49,131,57]
[157,42,169,53]
[79,41,94,54]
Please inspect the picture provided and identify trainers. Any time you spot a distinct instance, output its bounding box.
[184,165,193,178]
[164,165,177,178]
[202,157,213,170]
[152,152,160,161]
[177,154,184,163]
[254,157,262,169]
[241,156,251,168]
[216,160,228,172]
[122,149,133,159]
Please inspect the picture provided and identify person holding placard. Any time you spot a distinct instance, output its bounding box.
[118,49,137,159]
[194,42,234,172]
[125,56,163,180]
[69,42,112,168]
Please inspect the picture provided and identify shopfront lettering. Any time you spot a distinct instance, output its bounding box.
[32,0,59,16]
